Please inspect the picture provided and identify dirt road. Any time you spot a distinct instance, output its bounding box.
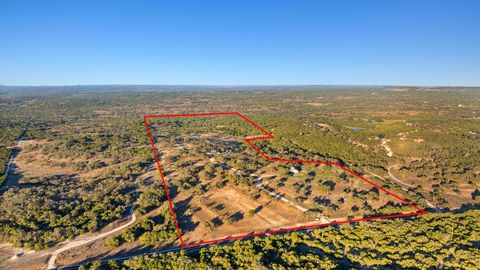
[387,164,417,188]
[0,134,25,193]
[366,167,438,210]
[253,177,308,212]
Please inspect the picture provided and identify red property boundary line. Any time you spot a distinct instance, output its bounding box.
[143,112,427,248]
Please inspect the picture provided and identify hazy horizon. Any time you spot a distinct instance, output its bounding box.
[1,84,480,88]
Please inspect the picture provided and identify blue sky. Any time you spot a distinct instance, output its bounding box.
[1,0,479,86]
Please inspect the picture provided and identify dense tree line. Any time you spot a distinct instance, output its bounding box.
[96,210,480,270]
[106,203,177,249]
[0,174,135,249]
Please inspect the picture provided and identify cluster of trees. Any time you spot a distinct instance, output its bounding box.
[106,203,177,248]
[159,135,261,193]
[201,202,242,232]
[136,182,166,214]
[0,174,135,249]
[0,146,9,186]
[0,95,162,250]
[247,114,389,170]
[90,210,479,269]
[35,120,154,173]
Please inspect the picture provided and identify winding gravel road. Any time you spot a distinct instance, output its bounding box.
[46,207,137,269]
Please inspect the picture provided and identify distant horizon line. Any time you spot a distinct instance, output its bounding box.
[1,83,479,88]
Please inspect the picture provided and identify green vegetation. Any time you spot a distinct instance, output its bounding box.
[118,210,479,269]
[0,86,478,268]
[0,174,135,249]
[112,204,177,248]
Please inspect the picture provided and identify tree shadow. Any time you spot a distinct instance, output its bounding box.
[174,195,199,233]
[229,211,244,222]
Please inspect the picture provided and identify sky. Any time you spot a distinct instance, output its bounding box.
[1,0,479,86]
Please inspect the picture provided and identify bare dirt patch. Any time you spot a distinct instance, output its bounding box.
[14,140,75,178]
[176,187,303,244]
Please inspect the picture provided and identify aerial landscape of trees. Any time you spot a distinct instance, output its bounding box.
[118,210,479,270]
[0,86,479,269]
